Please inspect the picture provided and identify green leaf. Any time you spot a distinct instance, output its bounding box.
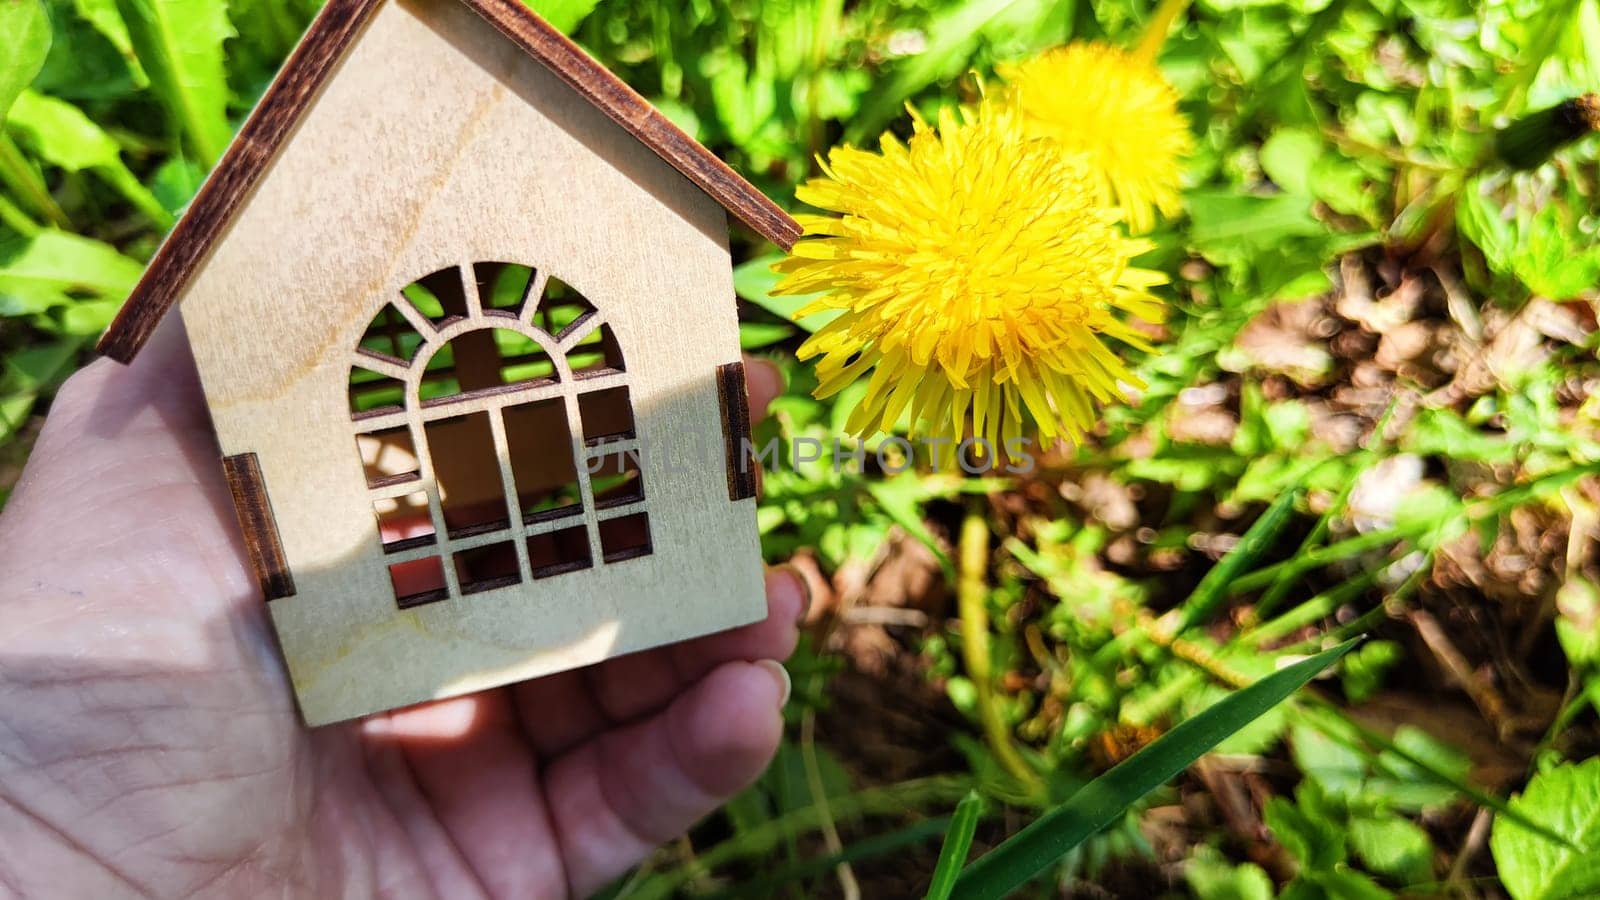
[72,0,146,83]
[0,228,144,298]
[114,0,234,166]
[706,817,952,900]
[926,791,984,900]
[1316,867,1395,900]
[7,89,173,226]
[733,253,840,333]
[1183,678,1290,756]
[0,336,75,442]
[1340,639,1403,702]
[1260,128,1322,195]
[844,0,1017,144]
[1186,850,1275,900]
[1349,814,1433,885]
[523,0,598,34]
[1,338,77,393]
[0,0,50,121]
[1457,188,1516,274]
[1187,190,1330,267]
[1312,155,1379,221]
[950,640,1361,899]
[1492,759,1600,900]
[0,389,38,443]
[865,474,957,579]
[1267,784,1348,871]
[149,154,204,212]
[1391,483,1470,547]
[738,322,794,350]
[1290,723,1368,802]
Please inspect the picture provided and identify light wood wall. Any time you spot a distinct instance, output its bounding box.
[177,0,764,725]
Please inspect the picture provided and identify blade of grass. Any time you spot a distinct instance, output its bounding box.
[925,791,984,900]
[800,709,858,899]
[0,135,69,228]
[0,192,40,237]
[629,776,973,900]
[1162,487,1302,636]
[1229,526,1409,596]
[702,817,952,900]
[1240,569,1381,648]
[1235,462,1600,596]
[1249,461,1370,623]
[1094,488,1302,669]
[950,639,1360,900]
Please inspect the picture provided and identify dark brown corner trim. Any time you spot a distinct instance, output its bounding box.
[97,0,801,364]
[716,361,757,502]
[96,0,386,364]
[221,453,297,600]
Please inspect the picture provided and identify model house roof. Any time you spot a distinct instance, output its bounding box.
[96,0,803,363]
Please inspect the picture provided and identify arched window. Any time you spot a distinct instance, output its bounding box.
[350,262,649,609]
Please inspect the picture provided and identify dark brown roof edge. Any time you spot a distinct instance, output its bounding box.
[98,0,801,364]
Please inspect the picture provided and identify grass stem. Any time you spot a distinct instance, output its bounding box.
[0,192,41,237]
[0,136,69,228]
[1132,0,1192,65]
[958,507,1044,795]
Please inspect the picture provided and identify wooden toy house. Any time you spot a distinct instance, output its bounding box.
[97,0,801,726]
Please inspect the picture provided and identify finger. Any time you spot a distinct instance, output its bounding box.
[742,355,783,423]
[379,692,565,899]
[586,566,804,721]
[360,707,509,900]
[512,566,804,757]
[543,660,789,897]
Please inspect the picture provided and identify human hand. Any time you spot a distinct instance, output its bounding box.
[0,319,803,899]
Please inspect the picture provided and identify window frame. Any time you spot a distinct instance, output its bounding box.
[349,263,651,608]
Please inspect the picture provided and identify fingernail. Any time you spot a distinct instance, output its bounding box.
[744,357,785,398]
[771,564,811,624]
[756,659,792,706]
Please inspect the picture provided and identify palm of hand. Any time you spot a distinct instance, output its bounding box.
[0,322,800,899]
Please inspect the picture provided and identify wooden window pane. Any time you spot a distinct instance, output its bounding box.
[578,386,635,446]
[527,525,591,578]
[599,512,651,563]
[374,491,435,554]
[504,398,582,523]
[425,411,509,538]
[453,540,520,595]
[390,556,447,609]
[356,426,419,488]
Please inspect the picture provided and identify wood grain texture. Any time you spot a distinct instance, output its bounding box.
[96,0,800,364]
[221,453,297,600]
[96,0,386,364]
[177,0,765,725]
[717,361,757,502]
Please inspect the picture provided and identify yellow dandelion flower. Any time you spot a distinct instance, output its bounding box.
[999,43,1192,234]
[773,100,1166,454]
